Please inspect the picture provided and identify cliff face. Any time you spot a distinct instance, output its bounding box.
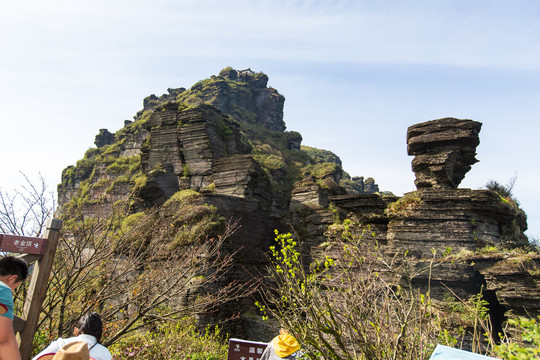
[58,68,377,216]
[57,69,538,339]
[138,104,259,205]
[57,67,379,338]
[290,118,538,331]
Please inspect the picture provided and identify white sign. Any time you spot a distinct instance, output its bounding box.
[430,345,501,360]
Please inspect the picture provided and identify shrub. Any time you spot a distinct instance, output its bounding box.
[494,316,540,360]
[257,230,451,360]
[485,178,529,247]
[109,318,227,360]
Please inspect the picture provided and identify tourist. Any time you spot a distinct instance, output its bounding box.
[32,312,111,360]
[260,328,302,360]
[0,256,29,360]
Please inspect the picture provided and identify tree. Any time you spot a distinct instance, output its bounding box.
[2,174,254,352]
[257,226,454,360]
[485,176,517,201]
[39,206,249,347]
[0,172,55,236]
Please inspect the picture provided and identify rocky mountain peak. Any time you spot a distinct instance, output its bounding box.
[219,67,269,88]
[132,67,286,132]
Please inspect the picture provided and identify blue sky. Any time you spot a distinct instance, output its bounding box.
[1,0,539,239]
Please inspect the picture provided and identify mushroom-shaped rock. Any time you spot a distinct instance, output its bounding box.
[407,118,482,189]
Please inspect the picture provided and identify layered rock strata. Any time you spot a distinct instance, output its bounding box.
[290,117,538,326]
[139,104,257,205]
[407,118,482,189]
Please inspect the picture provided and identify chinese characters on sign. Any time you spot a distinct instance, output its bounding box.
[0,234,47,255]
[227,338,268,360]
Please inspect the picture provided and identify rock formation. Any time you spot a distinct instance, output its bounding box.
[94,128,114,148]
[407,118,481,189]
[291,117,538,334]
[57,67,380,339]
[58,68,377,215]
[135,88,186,121]
[56,69,537,341]
[138,104,257,206]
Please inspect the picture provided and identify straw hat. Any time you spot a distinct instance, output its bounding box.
[51,342,90,360]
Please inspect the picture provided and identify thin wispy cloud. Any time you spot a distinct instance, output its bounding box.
[1,0,539,236]
[4,0,540,70]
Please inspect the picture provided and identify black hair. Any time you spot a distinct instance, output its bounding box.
[75,312,103,342]
[0,256,29,282]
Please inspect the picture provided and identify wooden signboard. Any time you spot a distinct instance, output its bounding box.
[0,234,47,255]
[1,218,63,360]
[227,338,268,360]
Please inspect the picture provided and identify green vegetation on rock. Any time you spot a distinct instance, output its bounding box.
[485,178,529,247]
[161,190,224,248]
[301,145,342,166]
[385,191,421,216]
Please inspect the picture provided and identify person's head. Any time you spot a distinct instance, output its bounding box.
[74,312,103,342]
[274,327,300,357]
[0,256,29,291]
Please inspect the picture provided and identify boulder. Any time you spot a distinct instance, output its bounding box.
[94,128,114,148]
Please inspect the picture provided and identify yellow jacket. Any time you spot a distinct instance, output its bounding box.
[272,333,300,358]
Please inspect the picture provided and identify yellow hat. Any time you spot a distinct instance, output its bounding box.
[52,342,90,360]
[273,333,301,358]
